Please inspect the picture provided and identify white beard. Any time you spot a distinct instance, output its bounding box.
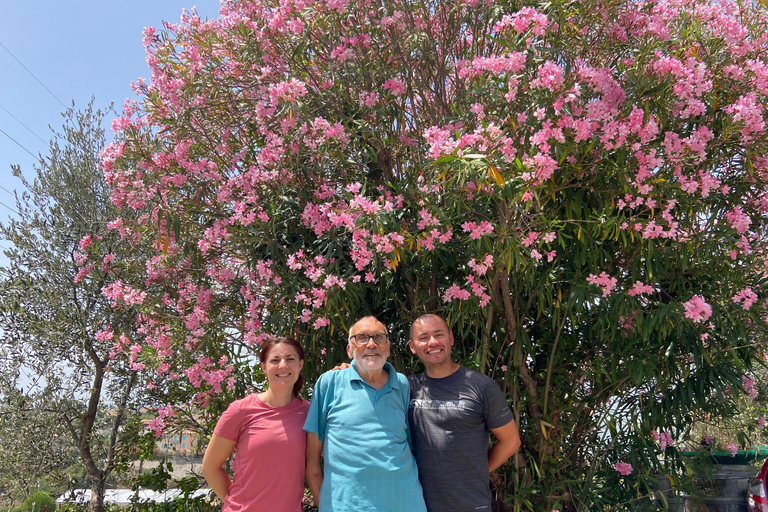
[354,351,386,372]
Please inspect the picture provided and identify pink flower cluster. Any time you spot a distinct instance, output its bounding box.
[492,7,549,37]
[619,313,636,338]
[423,126,458,159]
[587,272,618,297]
[682,295,712,324]
[743,375,759,399]
[462,220,494,240]
[268,78,307,104]
[627,281,654,297]
[109,333,130,361]
[458,53,527,79]
[732,287,758,310]
[102,253,116,272]
[724,93,765,143]
[531,62,565,91]
[420,227,453,251]
[443,284,471,302]
[184,356,234,394]
[468,254,494,276]
[651,430,674,450]
[145,405,175,438]
[73,250,88,266]
[359,91,379,107]
[443,255,494,306]
[102,281,147,307]
[95,327,115,343]
[74,264,95,284]
[382,78,406,96]
[146,417,164,438]
[521,231,538,247]
[129,343,144,371]
[614,462,633,476]
[725,206,751,235]
[78,235,94,251]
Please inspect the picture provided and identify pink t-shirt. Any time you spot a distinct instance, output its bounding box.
[214,394,309,512]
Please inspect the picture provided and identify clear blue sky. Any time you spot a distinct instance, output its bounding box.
[0,0,220,251]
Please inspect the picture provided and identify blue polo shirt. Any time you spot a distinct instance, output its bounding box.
[304,360,427,512]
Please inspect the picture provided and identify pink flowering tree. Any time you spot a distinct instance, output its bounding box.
[105,0,768,509]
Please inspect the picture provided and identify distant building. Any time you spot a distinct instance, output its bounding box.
[139,408,203,456]
[145,425,201,456]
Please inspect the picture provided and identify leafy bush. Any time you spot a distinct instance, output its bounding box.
[21,491,55,512]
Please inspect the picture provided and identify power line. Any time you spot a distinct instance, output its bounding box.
[0,128,38,159]
[0,41,68,109]
[0,199,19,217]
[0,104,48,144]
[0,185,15,198]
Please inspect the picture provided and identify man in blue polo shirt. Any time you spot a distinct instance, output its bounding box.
[304,316,427,512]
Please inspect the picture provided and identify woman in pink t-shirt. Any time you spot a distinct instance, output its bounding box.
[202,337,310,512]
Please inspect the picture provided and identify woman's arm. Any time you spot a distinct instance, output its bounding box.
[201,434,238,502]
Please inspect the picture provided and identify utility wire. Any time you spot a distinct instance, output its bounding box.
[0,41,68,109]
[0,185,15,197]
[0,104,48,144]
[0,128,38,159]
[0,199,19,216]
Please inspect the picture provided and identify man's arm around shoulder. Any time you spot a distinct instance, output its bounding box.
[488,420,521,472]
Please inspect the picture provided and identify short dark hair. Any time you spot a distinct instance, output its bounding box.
[409,313,449,339]
[260,337,305,397]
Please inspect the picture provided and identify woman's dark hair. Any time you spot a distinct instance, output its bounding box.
[259,337,305,397]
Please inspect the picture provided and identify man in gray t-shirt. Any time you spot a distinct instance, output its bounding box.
[407,314,521,512]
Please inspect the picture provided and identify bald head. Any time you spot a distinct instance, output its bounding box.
[350,316,387,339]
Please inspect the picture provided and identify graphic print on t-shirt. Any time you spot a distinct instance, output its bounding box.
[409,399,467,410]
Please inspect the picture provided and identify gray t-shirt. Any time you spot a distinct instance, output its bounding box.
[408,365,515,512]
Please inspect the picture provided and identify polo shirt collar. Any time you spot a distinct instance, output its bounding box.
[349,360,401,390]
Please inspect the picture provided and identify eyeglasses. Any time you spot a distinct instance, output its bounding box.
[349,333,389,346]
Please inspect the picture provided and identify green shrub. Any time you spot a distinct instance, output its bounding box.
[21,491,55,512]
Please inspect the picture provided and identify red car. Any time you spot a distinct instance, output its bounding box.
[749,458,768,511]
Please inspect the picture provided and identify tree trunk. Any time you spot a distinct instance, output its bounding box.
[90,475,106,512]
